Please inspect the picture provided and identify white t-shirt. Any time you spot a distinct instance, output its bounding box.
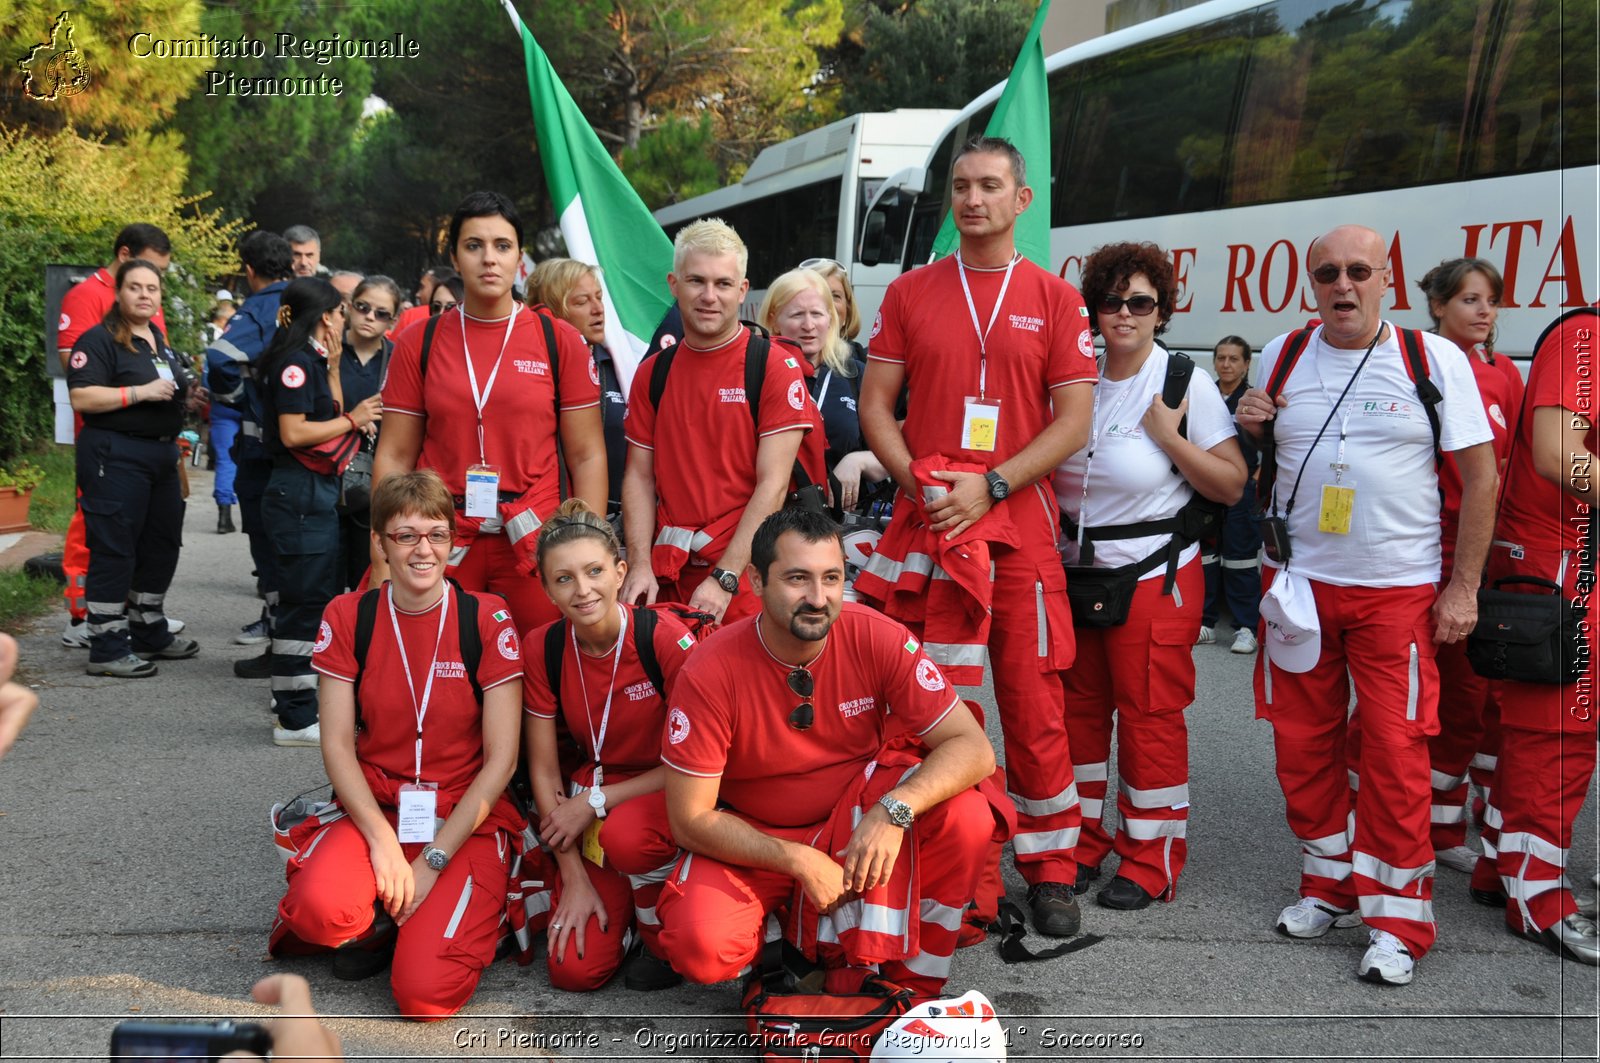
[1055,345,1237,577]
[1257,323,1492,587]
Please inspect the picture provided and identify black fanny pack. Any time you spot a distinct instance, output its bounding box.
[1062,493,1220,628]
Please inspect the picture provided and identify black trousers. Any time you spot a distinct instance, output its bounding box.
[76,427,183,662]
[262,462,341,729]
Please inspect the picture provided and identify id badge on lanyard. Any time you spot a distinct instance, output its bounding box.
[961,397,1001,452]
[154,357,176,384]
[581,818,606,867]
[1319,480,1356,535]
[956,253,1018,456]
[464,464,501,519]
[396,782,438,843]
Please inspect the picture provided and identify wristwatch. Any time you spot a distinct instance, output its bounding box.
[587,786,608,819]
[421,846,449,871]
[984,470,1011,500]
[878,794,914,829]
[711,567,740,594]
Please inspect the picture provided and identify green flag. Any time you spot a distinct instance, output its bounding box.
[930,0,1053,268]
[501,0,673,391]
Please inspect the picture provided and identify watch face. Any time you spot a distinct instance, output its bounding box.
[587,787,606,809]
[715,570,738,593]
[425,849,447,870]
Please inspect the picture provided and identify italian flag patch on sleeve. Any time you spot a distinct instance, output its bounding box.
[904,637,919,654]
[492,610,511,623]
[784,357,798,369]
[677,634,695,650]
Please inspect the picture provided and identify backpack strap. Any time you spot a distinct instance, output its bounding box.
[1160,349,1196,474]
[1395,327,1443,473]
[744,326,770,428]
[418,311,444,381]
[648,344,679,412]
[453,580,484,706]
[351,587,384,731]
[543,619,567,718]
[1255,326,1317,516]
[631,605,667,700]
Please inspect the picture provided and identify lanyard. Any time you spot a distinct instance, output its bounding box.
[1276,327,1383,517]
[388,583,452,784]
[1311,327,1382,482]
[572,605,628,790]
[815,367,834,410]
[460,306,521,464]
[1076,357,1146,545]
[956,252,1019,400]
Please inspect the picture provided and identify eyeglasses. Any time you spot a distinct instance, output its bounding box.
[787,667,814,731]
[799,258,843,272]
[352,300,395,323]
[430,300,458,315]
[1097,294,1158,316]
[1310,263,1380,284]
[382,529,453,546]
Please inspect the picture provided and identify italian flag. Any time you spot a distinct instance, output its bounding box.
[930,0,1053,268]
[501,0,674,394]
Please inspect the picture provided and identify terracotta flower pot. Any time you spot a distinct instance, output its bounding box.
[0,486,34,534]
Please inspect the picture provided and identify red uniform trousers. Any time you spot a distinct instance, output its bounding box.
[545,792,679,991]
[1480,544,1597,933]
[656,788,993,1000]
[1064,557,1201,898]
[906,485,1079,885]
[274,815,511,1020]
[1424,638,1501,850]
[449,533,557,636]
[1255,579,1440,959]
[64,413,89,620]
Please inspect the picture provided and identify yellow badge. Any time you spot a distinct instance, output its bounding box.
[1318,483,1356,535]
[581,818,605,868]
[961,397,1001,453]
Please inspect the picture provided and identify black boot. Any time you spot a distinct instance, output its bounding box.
[217,504,236,534]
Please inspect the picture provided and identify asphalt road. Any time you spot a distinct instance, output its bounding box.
[1,468,1596,1061]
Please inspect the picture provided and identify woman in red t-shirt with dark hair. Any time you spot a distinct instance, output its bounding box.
[523,499,696,992]
[1476,308,1597,966]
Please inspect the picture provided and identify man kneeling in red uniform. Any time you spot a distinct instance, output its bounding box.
[657,508,999,999]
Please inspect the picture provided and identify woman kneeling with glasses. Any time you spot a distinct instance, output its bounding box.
[270,469,525,1020]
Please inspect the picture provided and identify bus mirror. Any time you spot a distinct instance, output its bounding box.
[859,212,886,267]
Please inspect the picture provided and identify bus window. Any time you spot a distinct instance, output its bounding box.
[700,178,843,287]
[1057,12,1253,225]
[903,104,995,268]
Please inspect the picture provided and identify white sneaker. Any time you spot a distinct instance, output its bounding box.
[1277,896,1362,938]
[166,617,186,635]
[1195,625,1216,645]
[61,618,89,648]
[1518,911,1600,965]
[1359,928,1415,985]
[273,722,321,747]
[1230,628,1258,654]
[1434,844,1479,874]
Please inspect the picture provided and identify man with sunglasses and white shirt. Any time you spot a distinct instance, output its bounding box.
[656,508,998,1000]
[1236,224,1495,987]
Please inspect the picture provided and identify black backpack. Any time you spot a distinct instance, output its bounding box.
[541,603,667,718]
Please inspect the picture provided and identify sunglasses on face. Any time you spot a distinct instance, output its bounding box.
[430,300,458,315]
[1310,263,1380,284]
[352,300,394,323]
[787,667,814,731]
[382,529,453,546]
[1097,294,1158,316]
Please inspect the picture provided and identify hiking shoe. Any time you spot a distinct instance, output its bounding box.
[61,618,90,649]
[1277,896,1361,938]
[622,940,683,991]
[1434,844,1479,874]
[166,617,186,635]
[136,637,198,661]
[1195,625,1216,645]
[333,912,397,981]
[234,615,270,645]
[217,503,236,535]
[1469,886,1507,908]
[1026,881,1082,937]
[86,654,157,678]
[1074,863,1101,895]
[1358,929,1415,985]
[273,722,321,747]
[234,650,273,679]
[1515,912,1600,966]
[1097,876,1157,911]
[1230,628,1258,654]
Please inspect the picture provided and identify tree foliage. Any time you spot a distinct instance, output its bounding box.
[619,113,721,208]
[827,0,1034,113]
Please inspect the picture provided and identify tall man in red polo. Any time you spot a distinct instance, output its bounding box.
[858,136,1096,938]
[657,508,997,998]
[620,218,818,625]
[1236,224,1495,986]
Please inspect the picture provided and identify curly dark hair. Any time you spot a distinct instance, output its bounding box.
[1079,241,1176,336]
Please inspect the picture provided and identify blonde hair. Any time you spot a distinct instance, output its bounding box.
[528,258,600,317]
[535,498,621,580]
[760,268,852,378]
[672,218,747,278]
[802,259,861,341]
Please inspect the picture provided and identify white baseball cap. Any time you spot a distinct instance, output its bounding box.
[872,990,1006,1062]
[215,288,235,303]
[1259,568,1322,673]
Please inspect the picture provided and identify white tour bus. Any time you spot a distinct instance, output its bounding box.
[652,109,958,326]
[859,0,1597,359]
